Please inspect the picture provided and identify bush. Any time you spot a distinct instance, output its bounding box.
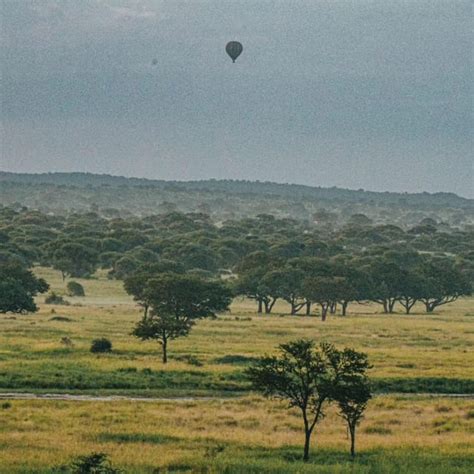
[45,292,70,305]
[90,338,112,353]
[60,452,121,474]
[67,281,85,297]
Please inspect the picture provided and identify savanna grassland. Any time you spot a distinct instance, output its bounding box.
[0,268,473,473]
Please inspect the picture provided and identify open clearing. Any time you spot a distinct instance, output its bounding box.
[0,268,473,472]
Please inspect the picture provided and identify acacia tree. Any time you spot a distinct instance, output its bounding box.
[365,260,405,313]
[246,340,331,461]
[418,262,472,313]
[124,272,151,319]
[52,242,99,279]
[334,377,371,457]
[261,267,307,315]
[247,339,372,461]
[397,270,424,314]
[0,262,49,313]
[234,252,281,314]
[302,276,346,321]
[132,274,232,363]
[324,346,372,457]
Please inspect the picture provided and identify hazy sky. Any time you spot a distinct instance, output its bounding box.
[1,1,472,197]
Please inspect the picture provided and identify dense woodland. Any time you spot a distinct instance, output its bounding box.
[1,172,472,318]
[1,172,473,227]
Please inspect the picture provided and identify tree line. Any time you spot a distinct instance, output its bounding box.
[1,207,472,282]
[233,251,471,318]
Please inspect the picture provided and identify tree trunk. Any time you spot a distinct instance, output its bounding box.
[382,301,388,313]
[162,337,168,364]
[265,298,277,314]
[388,299,396,313]
[330,302,337,314]
[257,299,263,314]
[143,305,149,319]
[321,304,328,321]
[303,429,311,462]
[305,301,311,316]
[291,301,305,315]
[341,301,348,316]
[350,424,356,457]
[424,301,435,313]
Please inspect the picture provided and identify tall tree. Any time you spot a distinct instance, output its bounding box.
[246,340,331,461]
[247,340,372,461]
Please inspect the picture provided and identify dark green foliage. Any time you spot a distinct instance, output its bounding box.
[64,452,121,474]
[417,259,472,312]
[51,242,99,278]
[45,292,69,305]
[67,281,85,297]
[0,191,472,318]
[132,273,232,363]
[90,338,112,354]
[324,346,372,456]
[247,340,371,461]
[0,261,49,313]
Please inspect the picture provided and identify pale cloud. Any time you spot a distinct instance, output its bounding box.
[1,1,472,197]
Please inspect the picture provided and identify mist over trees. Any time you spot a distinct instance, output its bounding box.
[0,194,472,317]
[1,172,472,228]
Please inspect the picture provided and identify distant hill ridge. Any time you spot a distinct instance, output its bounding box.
[0,171,471,208]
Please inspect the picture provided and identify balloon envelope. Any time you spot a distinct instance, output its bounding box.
[226,41,243,63]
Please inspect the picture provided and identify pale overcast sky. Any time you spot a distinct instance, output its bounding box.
[1,1,472,197]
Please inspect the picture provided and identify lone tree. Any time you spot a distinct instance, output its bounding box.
[0,262,49,313]
[132,273,232,363]
[247,339,371,461]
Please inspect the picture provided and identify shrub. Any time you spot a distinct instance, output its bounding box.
[45,292,69,305]
[67,281,85,297]
[62,452,121,474]
[90,338,112,353]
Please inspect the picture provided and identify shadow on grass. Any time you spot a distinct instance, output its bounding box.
[96,432,179,444]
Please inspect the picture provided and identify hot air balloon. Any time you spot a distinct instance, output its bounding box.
[226,41,243,63]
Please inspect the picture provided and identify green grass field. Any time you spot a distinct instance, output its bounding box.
[0,267,473,472]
